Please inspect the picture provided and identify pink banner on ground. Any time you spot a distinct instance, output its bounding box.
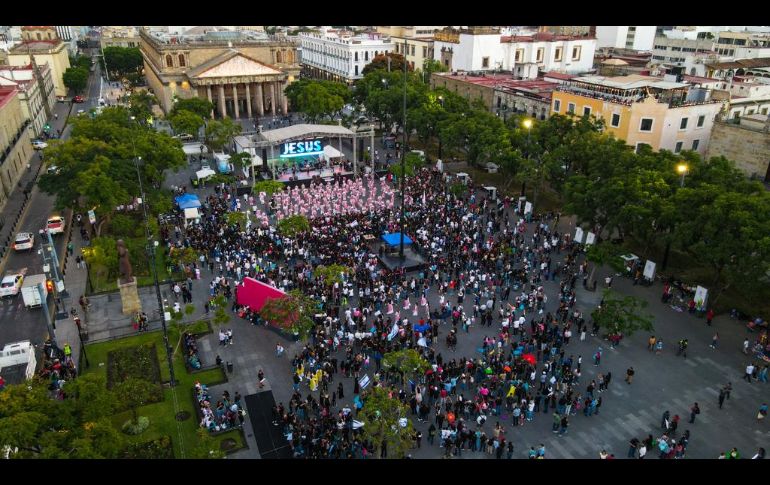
[236,277,287,312]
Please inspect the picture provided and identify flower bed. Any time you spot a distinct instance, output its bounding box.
[106,343,163,404]
[123,435,175,459]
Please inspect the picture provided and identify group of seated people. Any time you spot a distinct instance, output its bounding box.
[195,382,244,432]
[183,332,202,370]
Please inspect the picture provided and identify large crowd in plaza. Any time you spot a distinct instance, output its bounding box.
[168,167,766,459]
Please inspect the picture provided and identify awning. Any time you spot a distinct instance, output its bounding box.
[195,168,216,180]
[175,193,202,209]
[183,207,200,220]
[381,233,413,247]
[323,145,343,159]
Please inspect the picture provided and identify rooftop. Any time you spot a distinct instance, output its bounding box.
[706,57,770,70]
[0,86,18,110]
[8,40,62,53]
[543,71,577,81]
[501,32,594,43]
[573,74,688,90]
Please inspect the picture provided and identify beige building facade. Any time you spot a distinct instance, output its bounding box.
[0,63,56,139]
[705,114,770,180]
[7,27,70,98]
[140,28,301,116]
[0,87,33,211]
[101,26,141,49]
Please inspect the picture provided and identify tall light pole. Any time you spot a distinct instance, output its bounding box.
[521,118,533,197]
[437,95,444,160]
[662,162,689,270]
[399,37,407,260]
[129,115,176,386]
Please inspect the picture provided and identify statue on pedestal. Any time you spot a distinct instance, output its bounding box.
[117,239,133,284]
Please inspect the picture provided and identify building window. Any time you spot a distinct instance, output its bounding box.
[583,106,591,117]
[691,139,700,151]
[166,54,173,67]
[762,107,769,115]
[680,117,688,130]
[572,46,581,60]
[567,102,575,114]
[423,46,427,58]
[697,115,705,127]
[365,51,369,61]
[355,65,359,76]
[554,47,562,61]
[674,141,683,153]
[639,118,653,132]
[611,113,621,127]
[411,45,415,56]
[178,54,186,67]
[497,97,501,108]
[36,33,41,40]
[515,49,523,62]
[635,142,651,153]
[482,57,490,68]
[553,99,561,112]
[537,48,544,62]
[354,52,358,61]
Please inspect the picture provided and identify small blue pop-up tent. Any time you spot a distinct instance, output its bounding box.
[175,193,201,209]
[381,232,413,247]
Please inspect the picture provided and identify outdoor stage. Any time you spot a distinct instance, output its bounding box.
[371,233,427,273]
[275,165,348,183]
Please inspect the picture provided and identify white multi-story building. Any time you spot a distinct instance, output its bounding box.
[299,28,394,84]
[431,28,595,78]
[595,26,657,51]
[0,62,56,139]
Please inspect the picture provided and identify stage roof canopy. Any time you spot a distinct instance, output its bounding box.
[258,124,356,144]
[382,232,413,247]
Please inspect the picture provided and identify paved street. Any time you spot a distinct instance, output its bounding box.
[0,62,103,360]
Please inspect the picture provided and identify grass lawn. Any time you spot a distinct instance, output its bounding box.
[89,246,183,294]
[82,327,246,458]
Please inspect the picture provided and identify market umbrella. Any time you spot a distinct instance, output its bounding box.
[522,353,536,365]
[503,365,512,372]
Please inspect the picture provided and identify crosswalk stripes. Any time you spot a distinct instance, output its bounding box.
[683,358,698,367]
[546,436,574,459]
[602,418,630,442]
[614,416,641,437]
[703,386,719,396]
[561,433,590,457]
[637,408,657,427]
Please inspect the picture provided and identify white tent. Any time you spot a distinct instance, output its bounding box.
[183,207,200,226]
[182,143,208,156]
[322,145,343,162]
[195,168,215,180]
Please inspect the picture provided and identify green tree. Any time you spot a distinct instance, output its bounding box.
[362,52,412,75]
[420,59,448,83]
[102,46,143,82]
[314,264,351,287]
[113,377,157,426]
[591,289,654,337]
[381,349,430,388]
[584,241,623,289]
[252,180,285,197]
[389,152,425,178]
[359,386,414,459]
[259,289,317,340]
[277,214,310,237]
[205,118,242,150]
[168,109,204,137]
[170,97,215,119]
[63,66,89,94]
[440,108,511,168]
[187,428,225,459]
[226,211,247,229]
[127,91,158,124]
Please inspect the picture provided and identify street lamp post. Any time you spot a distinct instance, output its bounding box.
[399,37,407,260]
[129,115,176,387]
[521,118,533,197]
[437,95,444,160]
[662,162,689,270]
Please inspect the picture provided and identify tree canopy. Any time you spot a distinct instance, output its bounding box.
[205,118,242,150]
[169,98,215,120]
[358,386,414,458]
[362,52,412,76]
[63,66,88,94]
[591,289,655,337]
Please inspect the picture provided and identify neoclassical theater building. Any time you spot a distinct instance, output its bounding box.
[140,27,301,118]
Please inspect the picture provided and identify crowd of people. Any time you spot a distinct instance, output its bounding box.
[195,382,245,432]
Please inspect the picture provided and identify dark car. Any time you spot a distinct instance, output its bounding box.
[73,95,85,103]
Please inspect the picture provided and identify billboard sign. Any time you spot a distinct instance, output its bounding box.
[280,139,323,158]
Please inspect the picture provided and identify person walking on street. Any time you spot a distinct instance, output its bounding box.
[743,338,750,355]
[258,369,266,389]
[706,308,714,326]
[648,335,656,352]
[655,339,663,355]
[758,403,768,422]
[689,402,700,424]
[625,367,635,384]
[628,437,639,458]
[718,389,726,409]
[710,333,719,349]
[745,363,755,383]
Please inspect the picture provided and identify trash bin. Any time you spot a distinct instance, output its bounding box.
[226,361,233,373]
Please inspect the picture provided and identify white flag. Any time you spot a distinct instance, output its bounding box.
[387,321,399,341]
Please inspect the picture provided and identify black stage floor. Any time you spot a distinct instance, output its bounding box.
[244,391,292,459]
[377,246,427,273]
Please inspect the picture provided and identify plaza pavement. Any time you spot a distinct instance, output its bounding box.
[60,114,769,459]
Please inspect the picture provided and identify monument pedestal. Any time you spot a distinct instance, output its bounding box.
[118,277,142,315]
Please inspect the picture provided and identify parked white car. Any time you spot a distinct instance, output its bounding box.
[32,140,48,150]
[0,273,25,298]
[13,232,34,251]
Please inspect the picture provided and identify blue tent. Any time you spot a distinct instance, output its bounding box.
[175,193,201,209]
[381,232,413,247]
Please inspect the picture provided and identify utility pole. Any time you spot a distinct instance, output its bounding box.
[38,283,58,348]
[399,37,407,260]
